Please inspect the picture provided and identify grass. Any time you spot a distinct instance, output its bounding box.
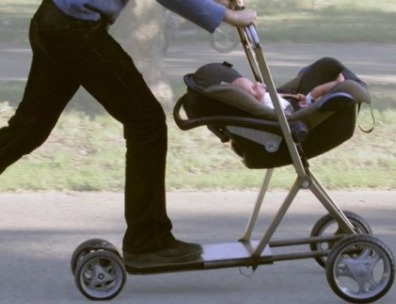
[0,101,395,191]
[257,11,396,43]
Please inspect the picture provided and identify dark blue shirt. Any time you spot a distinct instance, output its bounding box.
[52,0,225,32]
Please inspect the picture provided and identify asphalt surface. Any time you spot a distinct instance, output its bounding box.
[1,40,396,87]
[1,190,396,304]
[1,41,396,303]
[169,44,396,86]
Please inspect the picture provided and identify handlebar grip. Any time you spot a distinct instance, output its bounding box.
[245,25,260,46]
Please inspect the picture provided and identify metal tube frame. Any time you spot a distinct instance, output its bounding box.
[233,24,357,262]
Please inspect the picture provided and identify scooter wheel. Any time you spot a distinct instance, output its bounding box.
[71,239,119,274]
[310,211,372,268]
[74,250,127,301]
[326,234,395,303]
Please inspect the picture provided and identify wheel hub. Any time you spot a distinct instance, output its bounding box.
[355,263,370,278]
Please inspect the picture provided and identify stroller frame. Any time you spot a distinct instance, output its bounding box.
[169,24,360,271]
[71,5,395,302]
[234,24,357,262]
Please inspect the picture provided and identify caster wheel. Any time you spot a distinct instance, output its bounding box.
[310,211,372,268]
[71,239,119,274]
[74,250,127,301]
[326,234,395,303]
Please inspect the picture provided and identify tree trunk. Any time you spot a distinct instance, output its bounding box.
[112,0,173,105]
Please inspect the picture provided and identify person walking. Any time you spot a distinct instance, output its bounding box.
[0,0,256,267]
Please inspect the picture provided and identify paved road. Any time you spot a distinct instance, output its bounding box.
[162,42,396,87]
[1,41,396,87]
[0,190,395,304]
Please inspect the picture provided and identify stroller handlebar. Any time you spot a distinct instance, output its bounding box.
[245,25,260,46]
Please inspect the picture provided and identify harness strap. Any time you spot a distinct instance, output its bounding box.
[357,102,376,133]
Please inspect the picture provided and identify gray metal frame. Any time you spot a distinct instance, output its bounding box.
[235,25,357,262]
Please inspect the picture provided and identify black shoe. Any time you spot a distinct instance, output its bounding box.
[123,239,202,268]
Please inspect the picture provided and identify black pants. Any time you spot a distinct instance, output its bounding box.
[0,0,174,253]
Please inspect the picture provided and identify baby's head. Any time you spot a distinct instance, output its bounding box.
[192,62,243,88]
[231,77,267,103]
[190,62,266,103]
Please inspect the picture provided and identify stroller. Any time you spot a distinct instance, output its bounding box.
[70,6,395,304]
[172,24,395,304]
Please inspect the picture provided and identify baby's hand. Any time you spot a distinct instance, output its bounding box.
[336,73,345,83]
[297,94,311,107]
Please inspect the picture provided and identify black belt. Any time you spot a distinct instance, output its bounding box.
[33,0,105,29]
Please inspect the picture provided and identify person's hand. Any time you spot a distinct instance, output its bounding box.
[223,8,257,27]
[214,0,244,7]
[214,0,230,6]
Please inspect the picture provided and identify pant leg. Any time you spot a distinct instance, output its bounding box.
[0,20,79,174]
[79,32,173,253]
[80,33,173,253]
[34,16,174,253]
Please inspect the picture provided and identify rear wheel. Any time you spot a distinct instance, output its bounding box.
[310,211,372,268]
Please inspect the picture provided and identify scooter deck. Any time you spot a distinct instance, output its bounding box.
[126,241,273,275]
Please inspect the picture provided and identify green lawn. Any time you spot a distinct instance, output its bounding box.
[0,104,394,191]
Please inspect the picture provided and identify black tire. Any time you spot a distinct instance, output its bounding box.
[71,239,119,274]
[74,250,127,301]
[326,234,395,303]
[210,23,239,53]
[310,211,372,268]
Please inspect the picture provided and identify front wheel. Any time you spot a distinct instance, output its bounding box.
[310,211,372,268]
[71,239,119,274]
[74,250,127,301]
[326,234,395,303]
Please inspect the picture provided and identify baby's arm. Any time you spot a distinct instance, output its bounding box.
[310,73,345,99]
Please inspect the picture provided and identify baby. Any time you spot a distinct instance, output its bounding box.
[231,73,345,112]
[190,60,348,114]
[230,77,293,112]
